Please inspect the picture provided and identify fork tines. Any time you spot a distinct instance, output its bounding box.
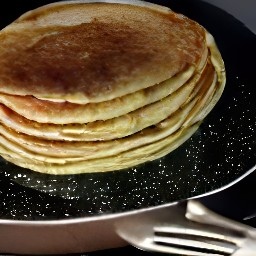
[153,226,239,256]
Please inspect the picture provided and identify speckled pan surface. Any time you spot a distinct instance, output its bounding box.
[0,0,255,220]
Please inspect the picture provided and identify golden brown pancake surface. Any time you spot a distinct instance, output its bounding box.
[0,2,206,103]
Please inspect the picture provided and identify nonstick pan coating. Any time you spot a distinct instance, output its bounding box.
[0,0,255,220]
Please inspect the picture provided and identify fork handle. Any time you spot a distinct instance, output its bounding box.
[186,200,256,236]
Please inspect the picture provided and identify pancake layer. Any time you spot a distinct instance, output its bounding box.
[0,1,206,103]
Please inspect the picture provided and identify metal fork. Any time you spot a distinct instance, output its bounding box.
[116,200,256,255]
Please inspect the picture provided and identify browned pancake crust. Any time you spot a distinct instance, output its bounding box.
[0,3,205,102]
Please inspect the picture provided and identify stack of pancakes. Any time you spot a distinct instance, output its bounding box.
[0,1,225,175]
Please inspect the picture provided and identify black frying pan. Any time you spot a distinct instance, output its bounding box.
[0,0,255,221]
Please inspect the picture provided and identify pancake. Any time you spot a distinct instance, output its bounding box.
[0,1,206,103]
[0,1,226,175]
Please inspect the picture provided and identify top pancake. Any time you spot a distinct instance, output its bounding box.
[0,1,206,103]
